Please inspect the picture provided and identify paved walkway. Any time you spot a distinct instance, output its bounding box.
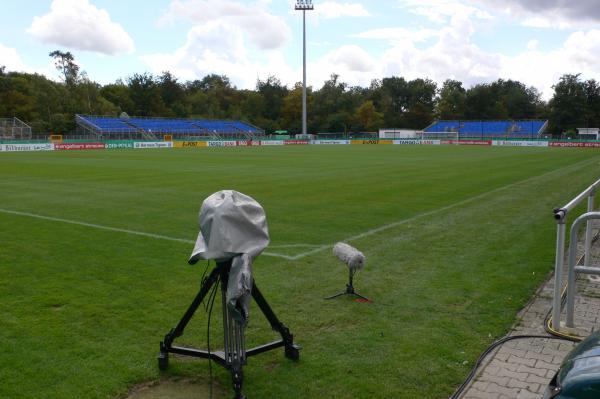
[459,234,600,398]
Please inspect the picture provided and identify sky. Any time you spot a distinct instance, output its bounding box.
[1,0,600,100]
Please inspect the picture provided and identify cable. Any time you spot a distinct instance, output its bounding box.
[544,228,600,341]
[451,229,600,398]
[449,334,571,399]
[202,261,220,399]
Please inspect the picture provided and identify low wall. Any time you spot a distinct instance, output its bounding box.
[1,139,599,152]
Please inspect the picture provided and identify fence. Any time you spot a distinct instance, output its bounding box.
[552,178,600,331]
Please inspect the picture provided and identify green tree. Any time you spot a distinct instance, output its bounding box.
[100,80,135,114]
[549,74,587,134]
[127,73,166,116]
[585,79,600,128]
[436,80,466,120]
[49,50,80,87]
[158,71,185,116]
[256,75,288,124]
[355,100,383,131]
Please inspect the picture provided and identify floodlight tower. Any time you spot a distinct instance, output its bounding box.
[295,0,313,137]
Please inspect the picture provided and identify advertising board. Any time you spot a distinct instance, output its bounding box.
[260,140,284,146]
[441,140,491,146]
[236,141,262,146]
[393,139,421,145]
[311,140,349,145]
[284,140,309,145]
[207,141,237,147]
[549,142,600,148]
[0,143,54,152]
[105,141,134,149]
[55,142,105,150]
[173,141,207,148]
[133,142,173,149]
[492,141,548,147]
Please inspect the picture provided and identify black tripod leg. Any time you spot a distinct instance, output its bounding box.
[160,264,222,359]
[251,281,300,361]
[231,365,245,399]
[324,291,347,300]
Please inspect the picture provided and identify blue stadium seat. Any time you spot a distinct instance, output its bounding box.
[77,115,261,136]
[424,120,547,138]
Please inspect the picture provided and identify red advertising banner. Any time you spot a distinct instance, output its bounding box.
[55,142,105,150]
[284,140,309,145]
[441,140,492,146]
[549,142,600,148]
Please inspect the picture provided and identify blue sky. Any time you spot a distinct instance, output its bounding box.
[1,0,600,99]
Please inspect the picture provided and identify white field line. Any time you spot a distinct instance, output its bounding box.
[1,157,597,262]
[0,208,297,260]
[285,156,600,260]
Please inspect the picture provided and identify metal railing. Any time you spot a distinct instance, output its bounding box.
[552,178,600,330]
[565,212,600,328]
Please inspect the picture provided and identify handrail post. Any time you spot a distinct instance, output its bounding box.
[552,218,566,330]
[585,189,595,264]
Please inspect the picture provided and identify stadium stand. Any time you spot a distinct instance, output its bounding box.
[0,117,32,140]
[423,120,548,139]
[76,115,264,140]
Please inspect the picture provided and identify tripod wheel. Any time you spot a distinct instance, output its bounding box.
[285,344,301,361]
[157,351,169,370]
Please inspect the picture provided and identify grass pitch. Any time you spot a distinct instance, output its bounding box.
[1,145,599,398]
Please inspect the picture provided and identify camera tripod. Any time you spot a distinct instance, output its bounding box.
[158,260,301,399]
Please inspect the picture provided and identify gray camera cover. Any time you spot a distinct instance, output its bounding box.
[189,190,270,324]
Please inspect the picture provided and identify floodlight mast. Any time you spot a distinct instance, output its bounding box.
[295,0,313,137]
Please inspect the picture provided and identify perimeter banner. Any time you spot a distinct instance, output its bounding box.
[133,142,173,149]
[105,141,134,149]
[0,143,54,152]
[351,140,393,145]
[284,140,309,145]
[311,140,350,145]
[441,140,492,146]
[237,140,262,146]
[173,141,207,148]
[207,141,237,147]
[549,142,600,148]
[492,140,548,147]
[260,140,284,146]
[421,140,441,145]
[393,139,421,145]
[55,142,105,150]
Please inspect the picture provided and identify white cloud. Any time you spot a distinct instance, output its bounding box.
[481,0,600,29]
[315,2,370,19]
[142,0,600,102]
[159,0,291,50]
[0,44,28,72]
[27,0,134,55]
[353,27,438,44]
[142,22,299,89]
[399,0,493,24]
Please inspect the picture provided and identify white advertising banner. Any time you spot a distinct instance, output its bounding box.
[492,140,548,147]
[207,141,237,147]
[133,142,173,149]
[393,139,422,145]
[421,140,441,145]
[0,143,54,152]
[260,140,284,146]
[311,140,350,145]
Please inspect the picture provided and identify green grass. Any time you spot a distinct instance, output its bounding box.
[1,145,599,398]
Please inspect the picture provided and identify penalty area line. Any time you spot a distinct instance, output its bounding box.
[0,208,296,261]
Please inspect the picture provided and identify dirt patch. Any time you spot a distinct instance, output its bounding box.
[124,378,224,399]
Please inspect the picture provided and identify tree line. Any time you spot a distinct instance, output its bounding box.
[0,51,599,136]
